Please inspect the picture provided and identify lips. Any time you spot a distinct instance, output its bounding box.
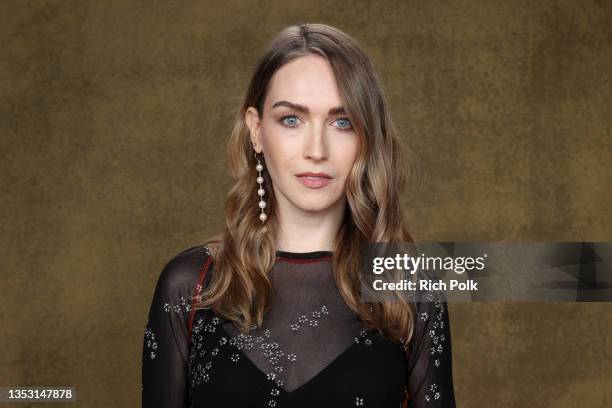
[295,172,332,179]
[295,172,333,189]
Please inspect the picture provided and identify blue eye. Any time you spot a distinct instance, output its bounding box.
[335,117,353,130]
[280,115,300,127]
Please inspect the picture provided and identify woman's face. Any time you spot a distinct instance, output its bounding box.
[246,54,360,217]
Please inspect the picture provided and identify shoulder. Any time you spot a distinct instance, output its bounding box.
[154,244,213,298]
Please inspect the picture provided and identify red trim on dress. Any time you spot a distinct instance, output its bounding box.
[275,256,333,264]
[402,344,411,406]
[188,255,213,338]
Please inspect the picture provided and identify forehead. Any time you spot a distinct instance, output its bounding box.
[265,54,343,110]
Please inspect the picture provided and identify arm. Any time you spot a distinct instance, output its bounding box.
[405,295,456,407]
[141,246,210,408]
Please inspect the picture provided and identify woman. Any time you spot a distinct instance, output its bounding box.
[142,23,455,407]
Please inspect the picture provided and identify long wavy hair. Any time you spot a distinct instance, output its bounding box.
[196,22,418,346]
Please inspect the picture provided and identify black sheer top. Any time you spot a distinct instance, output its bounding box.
[141,245,455,407]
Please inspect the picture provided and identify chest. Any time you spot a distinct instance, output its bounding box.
[188,310,407,408]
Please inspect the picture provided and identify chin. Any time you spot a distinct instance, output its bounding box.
[293,196,340,213]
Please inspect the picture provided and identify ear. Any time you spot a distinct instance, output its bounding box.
[245,107,263,154]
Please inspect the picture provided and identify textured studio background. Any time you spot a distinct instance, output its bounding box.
[1,1,611,407]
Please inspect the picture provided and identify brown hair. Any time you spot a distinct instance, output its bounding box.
[198,22,417,346]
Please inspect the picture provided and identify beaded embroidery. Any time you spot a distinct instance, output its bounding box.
[144,325,157,360]
[188,301,340,404]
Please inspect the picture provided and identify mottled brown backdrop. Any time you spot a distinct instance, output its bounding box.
[1,1,610,407]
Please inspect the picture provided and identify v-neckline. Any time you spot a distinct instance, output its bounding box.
[217,323,362,395]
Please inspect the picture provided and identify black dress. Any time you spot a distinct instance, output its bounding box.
[142,245,455,407]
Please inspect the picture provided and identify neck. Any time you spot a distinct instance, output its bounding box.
[274,195,346,253]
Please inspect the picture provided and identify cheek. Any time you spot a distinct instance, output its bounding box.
[261,136,297,183]
[262,153,283,186]
[333,139,359,176]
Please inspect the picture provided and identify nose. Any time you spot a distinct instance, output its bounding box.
[302,122,328,161]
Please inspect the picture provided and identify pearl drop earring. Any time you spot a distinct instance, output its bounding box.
[255,152,267,223]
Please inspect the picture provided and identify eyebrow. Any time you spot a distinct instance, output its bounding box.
[271,100,345,116]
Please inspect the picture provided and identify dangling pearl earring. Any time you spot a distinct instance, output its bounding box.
[255,152,267,223]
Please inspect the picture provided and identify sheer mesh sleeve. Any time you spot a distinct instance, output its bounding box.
[405,294,456,407]
[141,245,211,408]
